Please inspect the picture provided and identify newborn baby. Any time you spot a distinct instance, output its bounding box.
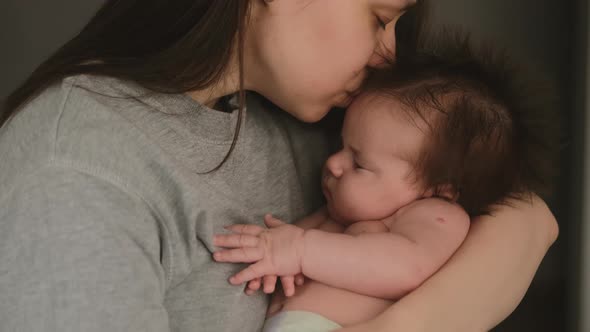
[213,32,556,331]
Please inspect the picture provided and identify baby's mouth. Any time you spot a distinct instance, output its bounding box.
[322,182,332,202]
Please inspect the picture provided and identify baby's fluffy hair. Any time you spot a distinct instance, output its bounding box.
[365,30,559,217]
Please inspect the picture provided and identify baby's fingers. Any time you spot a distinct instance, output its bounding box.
[295,273,305,286]
[224,224,265,235]
[280,275,295,297]
[229,263,267,285]
[213,247,264,263]
[263,275,278,294]
[245,278,262,295]
[214,233,260,248]
[264,214,286,228]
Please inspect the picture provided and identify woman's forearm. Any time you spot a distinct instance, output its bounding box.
[349,195,558,332]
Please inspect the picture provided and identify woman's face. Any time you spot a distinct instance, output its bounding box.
[247,0,417,122]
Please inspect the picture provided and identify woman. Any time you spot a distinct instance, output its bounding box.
[0,1,558,331]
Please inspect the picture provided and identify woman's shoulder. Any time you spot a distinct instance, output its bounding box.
[0,75,209,204]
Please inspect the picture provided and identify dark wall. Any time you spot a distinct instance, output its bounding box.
[0,0,102,98]
[429,1,578,331]
[0,1,581,331]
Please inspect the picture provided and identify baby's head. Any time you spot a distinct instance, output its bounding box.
[322,32,557,223]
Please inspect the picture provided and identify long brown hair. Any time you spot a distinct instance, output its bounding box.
[1,1,251,170]
[365,29,559,216]
[3,1,428,170]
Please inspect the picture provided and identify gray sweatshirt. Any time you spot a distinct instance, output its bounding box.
[0,75,333,332]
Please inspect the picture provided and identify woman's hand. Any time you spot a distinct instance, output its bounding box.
[213,215,305,287]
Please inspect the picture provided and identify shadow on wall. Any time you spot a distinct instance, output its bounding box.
[0,0,102,99]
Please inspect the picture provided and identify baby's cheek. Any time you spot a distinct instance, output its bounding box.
[347,187,397,221]
[338,186,371,220]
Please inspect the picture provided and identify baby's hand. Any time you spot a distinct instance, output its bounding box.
[245,273,305,296]
[213,215,305,286]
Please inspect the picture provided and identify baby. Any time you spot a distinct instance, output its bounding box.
[213,32,556,331]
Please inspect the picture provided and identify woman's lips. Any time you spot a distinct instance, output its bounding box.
[334,92,355,108]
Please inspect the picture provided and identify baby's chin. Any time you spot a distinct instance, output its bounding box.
[326,202,358,225]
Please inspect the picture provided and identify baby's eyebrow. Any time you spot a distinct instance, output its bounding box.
[350,146,362,158]
[349,146,369,165]
[351,147,375,166]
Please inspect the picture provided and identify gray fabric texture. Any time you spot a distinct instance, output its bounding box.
[0,75,332,332]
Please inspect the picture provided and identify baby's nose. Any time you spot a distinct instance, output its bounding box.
[325,156,344,178]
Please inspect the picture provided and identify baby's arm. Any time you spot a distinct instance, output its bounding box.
[245,207,334,295]
[264,207,340,316]
[214,198,469,299]
[302,198,470,298]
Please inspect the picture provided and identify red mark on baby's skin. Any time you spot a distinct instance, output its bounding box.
[436,217,446,223]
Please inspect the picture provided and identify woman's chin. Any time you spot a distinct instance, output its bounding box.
[289,105,332,123]
[297,112,328,123]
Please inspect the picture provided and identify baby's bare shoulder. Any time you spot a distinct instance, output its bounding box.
[387,198,470,240]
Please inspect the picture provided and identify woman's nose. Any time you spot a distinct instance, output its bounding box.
[325,154,344,178]
[368,25,397,68]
